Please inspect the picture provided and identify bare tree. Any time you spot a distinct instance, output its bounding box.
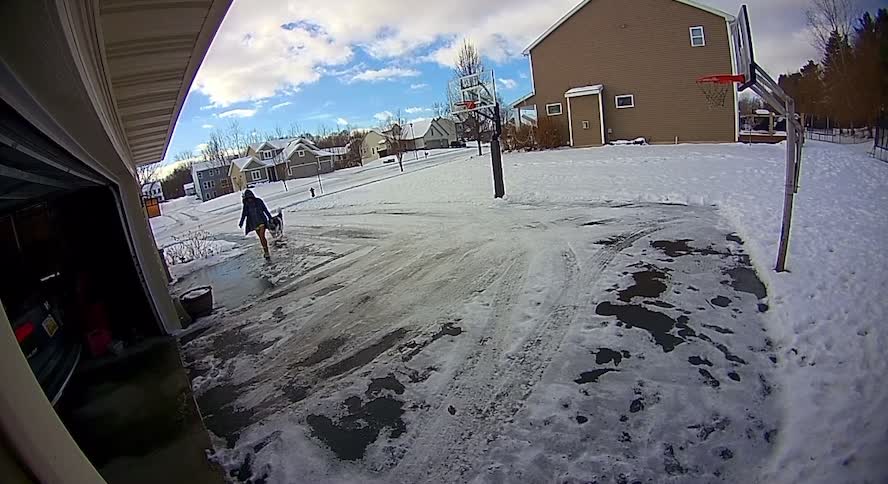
[271,123,286,139]
[453,40,486,155]
[225,120,250,157]
[200,130,229,166]
[738,94,766,115]
[807,0,858,54]
[161,150,196,199]
[381,110,407,172]
[137,162,162,199]
[286,121,303,138]
[432,101,451,118]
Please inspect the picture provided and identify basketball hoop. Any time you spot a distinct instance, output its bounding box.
[455,100,477,111]
[697,74,745,108]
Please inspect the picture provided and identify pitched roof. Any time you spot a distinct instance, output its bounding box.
[404,119,434,140]
[248,138,297,153]
[282,140,334,160]
[523,0,733,54]
[230,155,270,170]
[191,159,230,172]
[382,118,448,141]
[327,146,348,155]
[511,92,535,107]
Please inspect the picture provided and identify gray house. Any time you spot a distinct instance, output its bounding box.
[191,160,234,201]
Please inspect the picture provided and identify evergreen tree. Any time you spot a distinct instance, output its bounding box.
[821,31,854,125]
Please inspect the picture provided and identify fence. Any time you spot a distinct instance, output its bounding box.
[804,127,872,145]
[875,116,888,162]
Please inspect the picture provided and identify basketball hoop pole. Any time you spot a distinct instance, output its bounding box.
[490,103,505,198]
[449,71,505,198]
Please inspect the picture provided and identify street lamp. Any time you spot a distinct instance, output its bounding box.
[315,158,324,194]
[408,122,415,160]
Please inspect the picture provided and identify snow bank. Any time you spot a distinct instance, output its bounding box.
[294,141,888,482]
[168,239,242,280]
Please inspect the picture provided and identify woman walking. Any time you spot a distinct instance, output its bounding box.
[238,189,273,260]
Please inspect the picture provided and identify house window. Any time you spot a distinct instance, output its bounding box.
[220,179,229,187]
[546,103,563,116]
[198,171,203,178]
[250,170,263,181]
[582,121,590,129]
[297,150,305,157]
[615,95,635,109]
[689,26,705,47]
[203,180,215,189]
[261,150,273,160]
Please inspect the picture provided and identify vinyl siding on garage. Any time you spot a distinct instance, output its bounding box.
[525,0,736,144]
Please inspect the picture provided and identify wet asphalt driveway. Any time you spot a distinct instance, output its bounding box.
[176,201,779,483]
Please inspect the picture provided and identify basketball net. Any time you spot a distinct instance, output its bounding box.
[696,75,744,108]
[698,81,730,108]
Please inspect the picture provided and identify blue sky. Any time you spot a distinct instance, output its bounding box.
[169,49,532,160]
[162,0,882,164]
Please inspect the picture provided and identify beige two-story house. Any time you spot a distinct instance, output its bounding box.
[228,155,274,191]
[360,130,388,162]
[513,0,738,147]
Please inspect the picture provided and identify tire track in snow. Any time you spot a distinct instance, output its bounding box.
[393,223,664,482]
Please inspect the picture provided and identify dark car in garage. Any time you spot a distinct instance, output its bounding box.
[10,295,80,405]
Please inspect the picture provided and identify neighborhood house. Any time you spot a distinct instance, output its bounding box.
[513,0,737,146]
[228,155,273,191]
[395,117,458,150]
[140,181,164,202]
[191,160,233,201]
[191,137,338,199]
[360,130,388,162]
[361,117,459,162]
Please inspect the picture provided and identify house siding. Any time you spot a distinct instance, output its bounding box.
[192,164,234,201]
[279,149,334,180]
[361,131,386,161]
[523,0,735,144]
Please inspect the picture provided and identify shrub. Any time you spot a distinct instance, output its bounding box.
[535,116,566,149]
[164,230,218,265]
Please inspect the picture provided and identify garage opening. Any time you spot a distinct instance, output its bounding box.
[1,101,222,482]
[1,100,163,402]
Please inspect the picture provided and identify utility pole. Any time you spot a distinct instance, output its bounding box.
[316,159,324,194]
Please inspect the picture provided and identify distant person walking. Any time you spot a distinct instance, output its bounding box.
[238,189,273,260]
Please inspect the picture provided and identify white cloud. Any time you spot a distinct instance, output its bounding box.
[498,78,517,89]
[201,124,214,129]
[194,143,208,152]
[218,108,258,118]
[374,111,393,121]
[410,83,429,90]
[190,0,818,107]
[349,67,420,83]
[199,104,216,111]
[270,101,293,111]
[405,106,430,114]
[336,117,349,125]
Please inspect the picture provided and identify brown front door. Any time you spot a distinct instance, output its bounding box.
[568,94,603,147]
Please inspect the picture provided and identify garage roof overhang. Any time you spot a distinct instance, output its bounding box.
[0,0,231,186]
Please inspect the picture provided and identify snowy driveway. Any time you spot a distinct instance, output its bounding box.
[178,199,778,483]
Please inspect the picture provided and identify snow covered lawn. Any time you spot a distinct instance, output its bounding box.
[168,141,887,483]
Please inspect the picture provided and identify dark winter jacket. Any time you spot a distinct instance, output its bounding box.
[239,192,272,234]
